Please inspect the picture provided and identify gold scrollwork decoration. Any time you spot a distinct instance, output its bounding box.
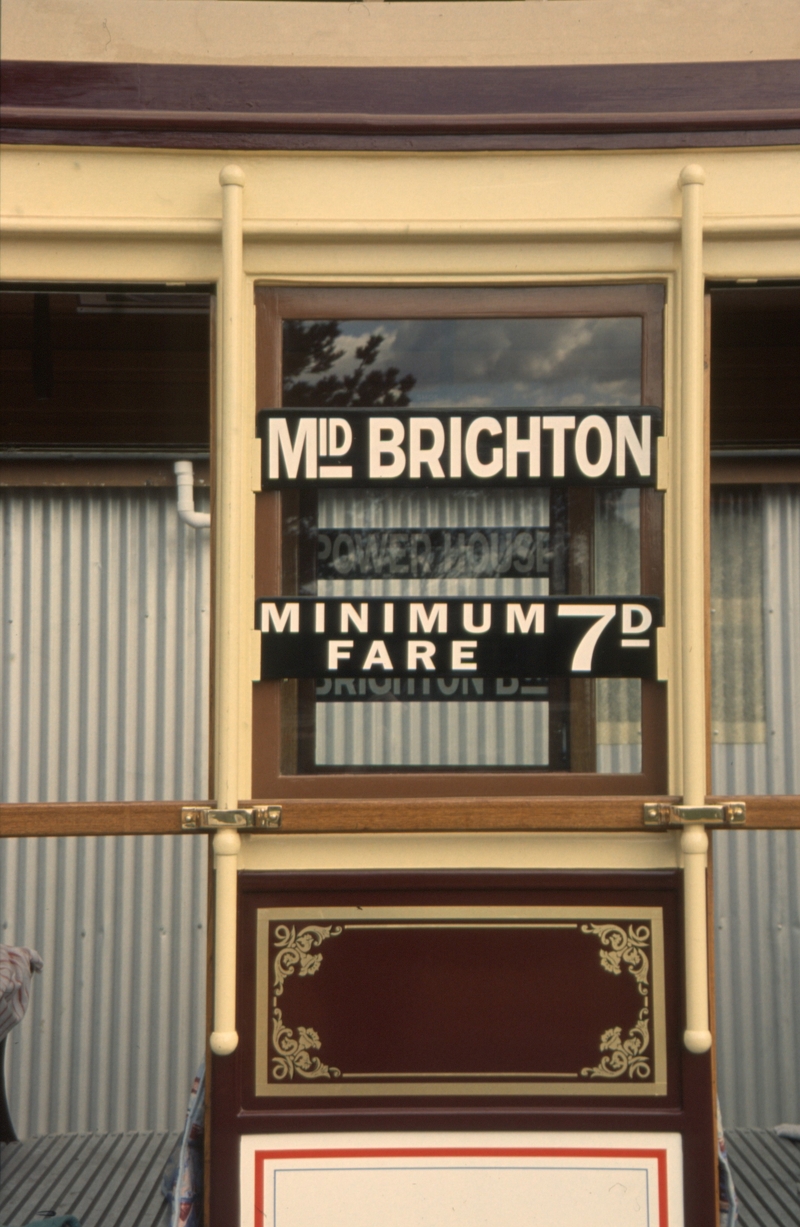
[272,923,343,997]
[581,923,650,997]
[270,923,343,1082]
[271,1007,342,1082]
[580,923,652,1081]
[582,1007,651,1080]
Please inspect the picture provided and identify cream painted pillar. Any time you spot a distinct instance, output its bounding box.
[210,164,246,1058]
[679,164,712,1056]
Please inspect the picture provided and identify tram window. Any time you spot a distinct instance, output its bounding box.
[709,285,800,796]
[0,288,210,452]
[0,286,213,805]
[253,286,667,797]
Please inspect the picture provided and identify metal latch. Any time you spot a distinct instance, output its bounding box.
[643,802,746,828]
[181,805,282,830]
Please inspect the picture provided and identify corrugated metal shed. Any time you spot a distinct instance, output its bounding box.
[714,828,800,1128]
[711,486,800,1128]
[725,1128,800,1226]
[0,487,209,1136]
[0,1131,178,1227]
[1,487,210,802]
[711,485,799,796]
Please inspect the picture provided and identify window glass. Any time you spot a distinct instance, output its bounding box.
[709,285,800,795]
[279,316,651,774]
[0,287,212,802]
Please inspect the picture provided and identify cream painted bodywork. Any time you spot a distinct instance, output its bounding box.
[237,830,683,870]
[2,0,799,68]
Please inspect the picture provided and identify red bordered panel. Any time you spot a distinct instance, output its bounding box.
[209,871,715,1227]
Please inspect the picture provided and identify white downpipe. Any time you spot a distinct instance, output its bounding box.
[679,164,712,1056]
[210,164,245,1058]
[174,460,211,528]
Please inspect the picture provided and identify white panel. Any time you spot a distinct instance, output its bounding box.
[241,1132,683,1227]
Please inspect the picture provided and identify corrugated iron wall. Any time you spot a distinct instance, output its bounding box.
[0,487,210,1136]
[711,485,800,1127]
[0,833,208,1137]
[1,488,210,802]
[714,828,800,1127]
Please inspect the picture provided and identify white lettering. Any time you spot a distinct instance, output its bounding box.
[327,640,354,669]
[449,417,462,478]
[616,415,651,477]
[542,416,576,478]
[383,603,394,633]
[261,601,300,633]
[363,640,394,670]
[407,641,437,670]
[465,417,503,479]
[329,418,352,457]
[341,602,369,633]
[319,418,328,456]
[409,417,446,479]
[452,640,478,671]
[269,418,318,480]
[369,418,406,478]
[409,602,448,633]
[557,604,616,672]
[506,603,545,633]
[505,416,541,478]
[575,414,613,478]
[314,603,326,633]
[463,602,492,633]
[622,603,653,634]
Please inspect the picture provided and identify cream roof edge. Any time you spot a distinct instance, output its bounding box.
[2,0,799,69]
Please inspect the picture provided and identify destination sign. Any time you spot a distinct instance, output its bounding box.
[257,407,660,488]
[257,596,661,680]
[317,527,550,580]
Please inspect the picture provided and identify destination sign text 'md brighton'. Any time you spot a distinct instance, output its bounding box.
[258,407,660,488]
[257,596,661,681]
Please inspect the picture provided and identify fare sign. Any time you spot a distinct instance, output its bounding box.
[257,596,661,681]
[258,407,660,488]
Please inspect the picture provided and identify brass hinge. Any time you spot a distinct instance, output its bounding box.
[642,802,746,828]
[181,805,282,831]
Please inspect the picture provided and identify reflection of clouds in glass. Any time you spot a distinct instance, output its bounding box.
[324,318,641,407]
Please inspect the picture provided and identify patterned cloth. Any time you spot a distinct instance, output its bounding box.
[718,1098,739,1227]
[0,946,43,1042]
[162,1060,205,1227]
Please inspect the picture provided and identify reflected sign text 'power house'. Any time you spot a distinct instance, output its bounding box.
[258,408,660,487]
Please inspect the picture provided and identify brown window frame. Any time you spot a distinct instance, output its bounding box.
[251,283,668,804]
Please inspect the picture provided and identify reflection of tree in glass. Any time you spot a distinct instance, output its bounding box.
[283,320,416,407]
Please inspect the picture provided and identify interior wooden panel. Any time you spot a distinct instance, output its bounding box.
[0,289,211,451]
[709,286,800,450]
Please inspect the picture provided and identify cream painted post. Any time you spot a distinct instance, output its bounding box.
[210,165,246,1058]
[679,164,712,1056]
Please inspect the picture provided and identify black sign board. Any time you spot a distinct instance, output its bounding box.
[317,527,551,580]
[257,596,661,680]
[258,407,660,488]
